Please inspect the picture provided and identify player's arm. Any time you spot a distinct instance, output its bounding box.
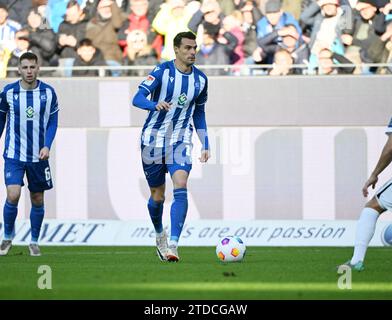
[194,77,210,163]
[132,67,171,111]
[193,103,210,163]
[0,89,8,139]
[362,133,392,197]
[132,87,171,111]
[0,111,6,139]
[40,91,59,160]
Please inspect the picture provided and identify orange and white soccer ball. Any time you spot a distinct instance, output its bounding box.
[216,236,246,262]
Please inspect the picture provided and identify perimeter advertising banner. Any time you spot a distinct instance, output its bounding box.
[2,219,392,247]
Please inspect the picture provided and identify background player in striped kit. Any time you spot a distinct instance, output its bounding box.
[133,32,210,262]
[0,52,59,257]
[340,117,392,271]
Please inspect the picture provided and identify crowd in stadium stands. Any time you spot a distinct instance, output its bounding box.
[0,0,392,76]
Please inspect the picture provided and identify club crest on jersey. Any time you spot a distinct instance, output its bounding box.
[26,106,34,119]
[178,93,187,106]
[143,75,155,86]
[41,94,47,101]
[13,94,18,100]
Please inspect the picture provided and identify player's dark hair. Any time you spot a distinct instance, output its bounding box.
[173,32,196,48]
[19,52,38,64]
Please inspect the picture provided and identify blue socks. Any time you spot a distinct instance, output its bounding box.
[170,188,188,243]
[3,201,17,240]
[30,204,44,243]
[148,197,164,233]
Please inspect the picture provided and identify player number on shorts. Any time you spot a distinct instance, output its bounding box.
[45,167,51,181]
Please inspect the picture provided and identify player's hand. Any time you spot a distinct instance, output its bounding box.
[199,149,210,163]
[362,174,378,197]
[39,147,50,160]
[155,101,172,111]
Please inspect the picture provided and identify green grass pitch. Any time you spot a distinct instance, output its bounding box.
[0,246,391,299]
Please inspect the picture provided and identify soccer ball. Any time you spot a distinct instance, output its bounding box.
[216,236,246,262]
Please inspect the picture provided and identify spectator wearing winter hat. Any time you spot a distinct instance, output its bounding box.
[255,0,301,64]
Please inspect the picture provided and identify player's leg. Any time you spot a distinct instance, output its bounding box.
[0,185,22,256]
[166,143,193,262]
[0,159,25,256]
[149,184,166,233]
[348,197,385,270]
[167,170,189,261]
[340,181,390,271]
[25,160,53,257]
[142,145,169,261]
[28,191,45,256]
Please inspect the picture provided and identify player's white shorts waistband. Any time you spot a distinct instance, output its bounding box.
[375,178,392,211]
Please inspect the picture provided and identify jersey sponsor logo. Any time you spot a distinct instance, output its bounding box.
[26,106,34,119]
[143,75,155,86]
[178,93,187,106]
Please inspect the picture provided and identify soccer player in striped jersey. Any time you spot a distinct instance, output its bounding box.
[0,52,59,257]
[132,32,210,262]
[339,118,392,271]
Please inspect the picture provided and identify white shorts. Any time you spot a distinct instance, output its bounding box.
[375,178,392,211]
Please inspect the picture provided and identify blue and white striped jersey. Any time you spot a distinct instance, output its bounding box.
[0,80,59,162]
[138,60,208,148]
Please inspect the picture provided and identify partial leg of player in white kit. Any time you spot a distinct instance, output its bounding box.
[340,130,392,271]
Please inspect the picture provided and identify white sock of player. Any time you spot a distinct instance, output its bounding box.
[350,207,380,264]
[156,230,164,237]
[169,240,178,248]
